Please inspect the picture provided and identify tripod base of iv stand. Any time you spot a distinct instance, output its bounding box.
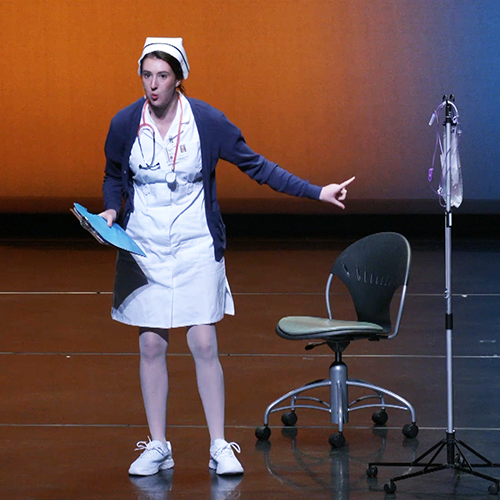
[366,431,500,494]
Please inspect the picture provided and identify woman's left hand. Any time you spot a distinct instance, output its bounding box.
[319,176,355,209]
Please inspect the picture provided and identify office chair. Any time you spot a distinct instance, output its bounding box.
[255,232,418,448]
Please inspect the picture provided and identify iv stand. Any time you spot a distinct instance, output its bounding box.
[367,95,500,495]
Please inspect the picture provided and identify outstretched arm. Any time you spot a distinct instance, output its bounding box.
[319,176,355,209]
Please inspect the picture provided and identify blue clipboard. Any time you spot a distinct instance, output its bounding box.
[71,203,146,257]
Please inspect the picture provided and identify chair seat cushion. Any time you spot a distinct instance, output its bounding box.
[276,316,386,341]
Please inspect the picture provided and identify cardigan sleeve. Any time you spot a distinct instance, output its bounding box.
[102,98,144,216]
[102,118,126,214]
[216,111,322,200]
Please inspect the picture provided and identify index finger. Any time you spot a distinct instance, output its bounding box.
[339,176,355,188]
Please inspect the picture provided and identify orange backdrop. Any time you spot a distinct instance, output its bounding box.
[0,1,460,213]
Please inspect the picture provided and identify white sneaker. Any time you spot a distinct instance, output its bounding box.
[128,438,175,476]
[209,439,244,475]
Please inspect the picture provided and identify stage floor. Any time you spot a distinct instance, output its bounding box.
[1,230,500,499]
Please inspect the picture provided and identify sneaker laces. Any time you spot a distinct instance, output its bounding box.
[134,436,161,453]
[214,441,241,460]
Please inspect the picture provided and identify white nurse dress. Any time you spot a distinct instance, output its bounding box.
[111,93,235,328]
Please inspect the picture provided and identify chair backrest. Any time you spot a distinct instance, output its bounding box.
[327,232,411,336]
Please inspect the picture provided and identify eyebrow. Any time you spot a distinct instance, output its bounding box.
[142,70,171,76]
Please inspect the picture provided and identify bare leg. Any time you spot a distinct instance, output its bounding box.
[138,328,170,443]
[187,324,225,442]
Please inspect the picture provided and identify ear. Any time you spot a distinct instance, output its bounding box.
[176,80,181,87]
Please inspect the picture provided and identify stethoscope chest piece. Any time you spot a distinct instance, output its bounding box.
[166,170,177,187]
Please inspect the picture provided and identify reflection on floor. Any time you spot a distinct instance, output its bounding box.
[1,225,500,499]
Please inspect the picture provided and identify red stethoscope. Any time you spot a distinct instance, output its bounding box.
[137,95,183,185]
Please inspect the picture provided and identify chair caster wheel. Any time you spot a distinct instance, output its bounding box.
[402,422,419,439]
[281,411,298,426]
[371,410,388,426]
[366,465,378,478]
[329,433,345,448]
[384,481,396,494]
[255,425,271,441]
[488,482,499,495]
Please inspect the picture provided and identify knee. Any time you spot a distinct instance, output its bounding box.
[191,340,218,361]
[188,329,218,361]
[139,330,168,361]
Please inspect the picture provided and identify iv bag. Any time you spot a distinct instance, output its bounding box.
[440,126,463,208]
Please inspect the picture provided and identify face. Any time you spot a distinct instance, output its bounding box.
[141,56,180,110]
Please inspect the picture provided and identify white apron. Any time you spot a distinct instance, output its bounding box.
[111,94,235,328]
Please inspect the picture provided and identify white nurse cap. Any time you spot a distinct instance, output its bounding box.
[138,37,190,79]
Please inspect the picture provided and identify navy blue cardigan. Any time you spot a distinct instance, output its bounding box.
[103,97,322,261]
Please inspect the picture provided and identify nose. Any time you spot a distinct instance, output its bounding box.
[150,76,158,90]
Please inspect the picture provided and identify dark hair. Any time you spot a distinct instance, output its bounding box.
[140,51,186,94]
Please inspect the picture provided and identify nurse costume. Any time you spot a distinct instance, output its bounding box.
[111,93,235,329]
